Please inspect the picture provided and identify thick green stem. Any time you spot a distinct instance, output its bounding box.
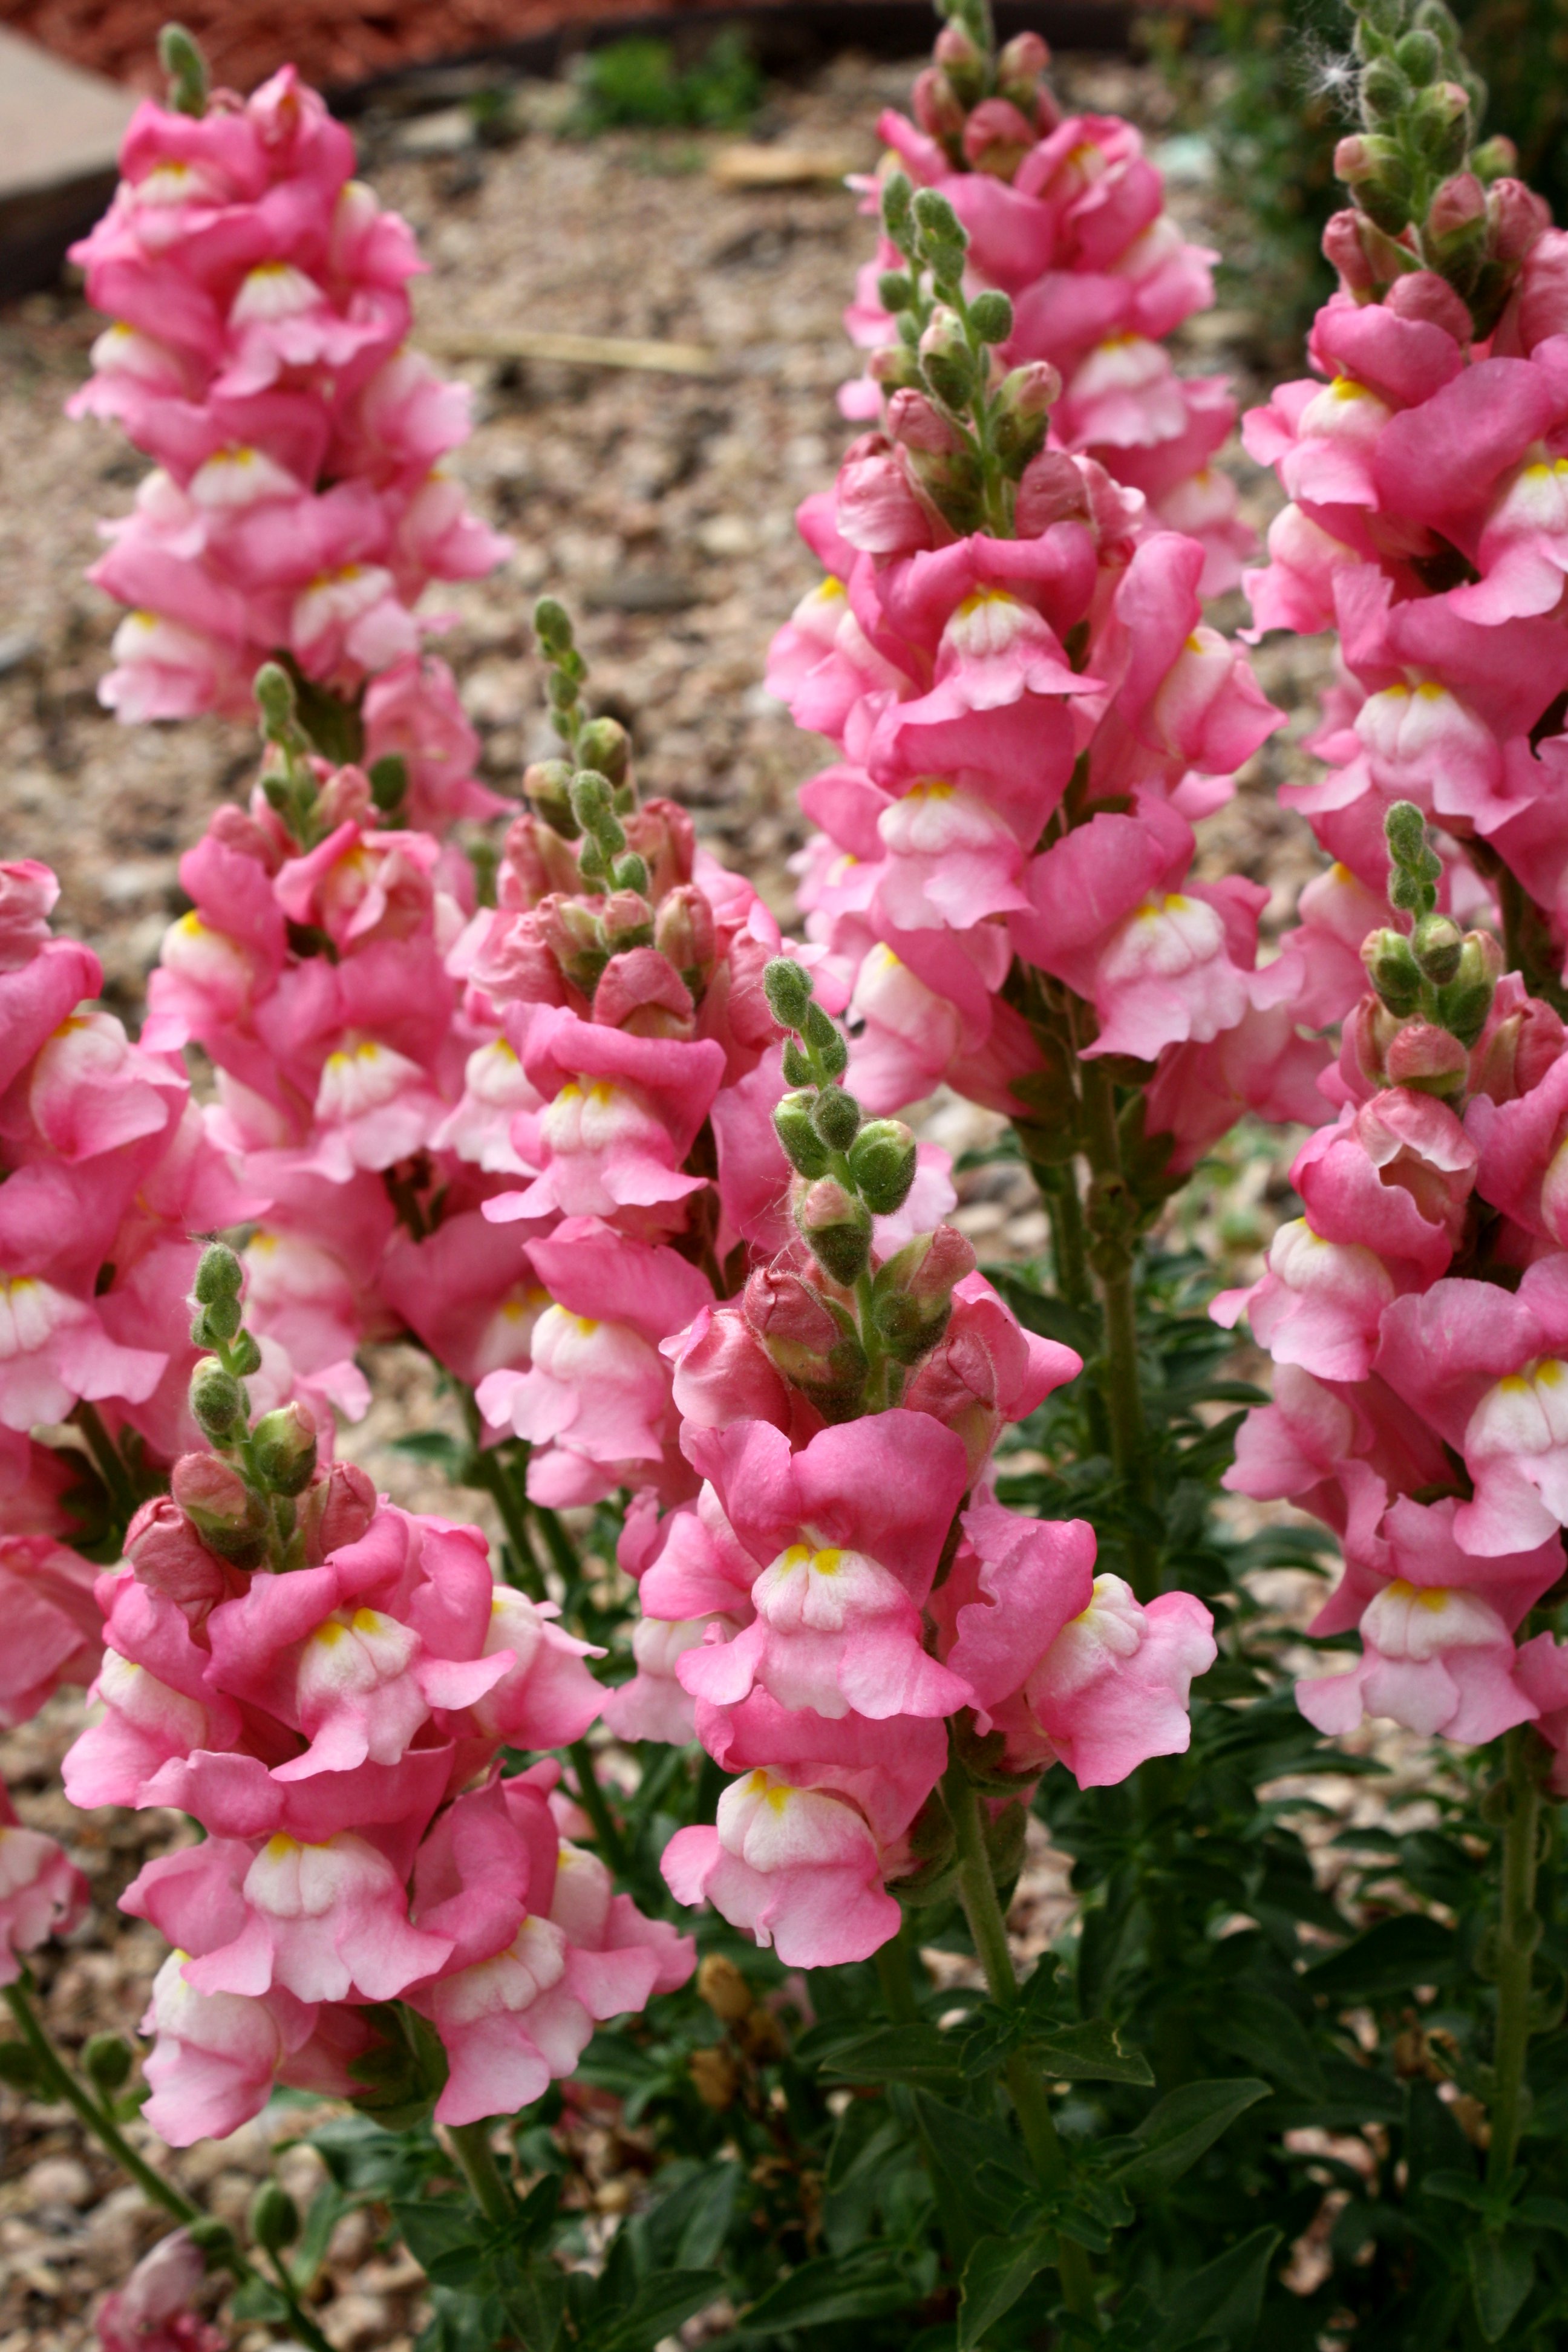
[567,1737,632,1877]
[1077,1059,1156,1602]
[73,1402,137,1528]
[2,1982,336,2352]
[459,1393,546,1600]
[447,2118,519,2231]
[1040,1162,1093,1316]
[876,1925,920,2026]
[1487,1728,1544,2191]
[941,1764,1097,2327]
[529,1497,583,1589]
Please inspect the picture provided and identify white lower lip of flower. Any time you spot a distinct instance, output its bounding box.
[315,1037,423,1122]
[465,1037,535,1109]
[944,587,1038,661]
[1354,680,1489,766]
[542,1077,662,1157]
[1359,1578,1508,1659]
[718,1770,877,1872]
[293,566,397,638]
[472,1288,552,1377]
[440,1915,569,2024]
[1297,376,1392,445]
[530,1304,659,1387]
[30,1008,136,1102]
[109,611,211,667]
[90,322,180,384]
[1267,1218,1393,1306]
[162,909,253,996]
[1100,891,1226,984]
[131,161,227,209]
[1034,1574,1143,1699]
[851,946,964,1054]
[189,446,301,509]
[753,1543,901,1633]
[297,1609,420,1711]
[97,1652,207,1746]
[230,261,327,324]
[1466,1359,1568,1460]
[878,782,1014,858]
[0,1272,80,1356]
[1070,334,1165,397]
[1489,457,1568,539]
[631,1615,715,1674]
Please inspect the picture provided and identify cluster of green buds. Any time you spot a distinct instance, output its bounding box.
[254,661,405,845]
[526,601,646,893]
[765,958,918,1288]
[1331,0,1538,332]
[1360,801,1504,1093]
[913,1,1056,180]
[181,1243,319,1570]
[874,174,1059,537]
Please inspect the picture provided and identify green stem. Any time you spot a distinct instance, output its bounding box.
[567,1737,632,1877]
[2,1982,336,2352]
[530,1497,583,1590]
[1077,1058,1157,1602]
[457,1391,546,1600]
[1040,1162,1092,1316]
[876,1925,920,2026]
[73,1402,137,1527]
[940,1764,1097,2327]
[447,2119,519,2230]
[1486,1727,1544,2191]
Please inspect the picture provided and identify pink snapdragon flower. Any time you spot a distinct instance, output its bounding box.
[95,2231,226,2352]
[663,1769,902,1968]
[0,1782,89,1984]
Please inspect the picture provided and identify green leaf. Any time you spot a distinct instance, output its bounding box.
[1469,2231,1535,2343]
[1518,2195,1568,2237]
[391,2196,482,2275]
[1304,1913,1460,1999]
[634,2161,740,2272]
[957,2227,1057,2349]
[1152,2225,1281,2351]
[590,2269,725,2351]
[1109,2080,1270,2199]
[737,2247,933,2333]
[1029,2018,1154,2086]
[798,2022,962,2085]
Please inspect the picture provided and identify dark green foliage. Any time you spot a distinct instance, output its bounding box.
[566,31,762,138]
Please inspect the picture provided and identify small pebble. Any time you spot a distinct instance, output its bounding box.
[25,2159,92,2213]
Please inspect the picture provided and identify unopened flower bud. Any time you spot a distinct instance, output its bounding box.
[992,361,1060,473]
[743,1252,868,1411]
[251,1402,318,1497]
[1359,56,1411,122]
[539,893,608,992]
[1411,910,1464,984]
[194,1292,243,1347]
[159,21,209,117]
[887,388,963,454]
[654,884,717,986]
[1015,449,1092,532]
[192,1243,244,1306]
[1383,1019,1469,1093]
[601,889,655,951]
[1336,133,1412,234]
[1394,26,1442,83]
[870,342,924,394]
[1411,80,1470,172]
[534,596,575,659]
[881,169,914,250]
[253,661,296,740]
[967,287,1014,345]
[795,1175,874,1285]
[523,759,580,840]
[367,753,407,815]
[501,808,581,906]
[189,1357,245,1438]
[297,1461,377,1564]
[1488,177,1550,264]
[964,99,1035,180]
[575,716,632,792]
[1436,930,1505,1047]
[871,1224,977,1364]
[82,2033,134,2095]
[124,1495,232,1607]
[186,2216,238,2265]
[912,187,968,278]
[1362,927,1423,1016]
[1472,134,1519,185]
[697,1953,753,2024]
[1323,206,1379,295]
[847,1118,918,1215]
[775,1090,833,1179]
[996,30,1050,109]
[764,958,814,1033]
[912,65,966,149]
[249,2183,299,2255]
[171,1453,270,1568]
[812,1084,863,1151]
[933,18,985,103]
[1426,169,1486,256]
[917,305,974,409]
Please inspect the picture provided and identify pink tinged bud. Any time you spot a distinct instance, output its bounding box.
[501,811,580,908]
[1014,450,1093,535]
[1382,1021,1470,1092]
[1489,177,1550,264]
[743,1256,866,1407]
[1323,207,1377,296]
[1427,171,1486,240]
[654,884,717,988]
[593,949,695,1039]
[1385,269,1474,338]
[297,1462,377,1564]
[169,1455,270,1570]
[912,65,966,145]
[95,2228,224,2352]
[671,1305,793,1433]
[886,389,964,456]
[660,1771,901,1967]
[962,97,1036,178]
[124,1495,233,1607]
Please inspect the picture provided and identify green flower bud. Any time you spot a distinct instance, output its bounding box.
[917,304,975,410]
[159,21,209,116]
[253,662,297,739]
[576,715,631,789]
[186,2216,240,2266]
[1394,27,1442,83]
[195,1293,243,1347]
[782,1040,812,1088]
[847,1119,918,1215]
[1472,134,1518,184]
[524,758,580,837]
[252,1402,319,1497]
[1411,910,1464,985]
[764,958,814,1031]
[878,270,915,313]
[812,1085,862,1151]
[1436,930,1505,1047]
[368,753,407,814]
[1360,56,1411,122]
[534,596,575,657]
[774,1091,833,1180]
[81,2033,134,2096]
[249,2181,300,2255]
[968,289,1014,345]
[189,1358,245,1438]
[171,1453,271,1569]
[991,361,1060,472]
[912,187,969,278]
[1361,927,1423,1017]
[228,1330,263,1379]
[933,18,985,105]
[193,1243,244,1305]
[795,1176,874,1287]
[881,170,914,252]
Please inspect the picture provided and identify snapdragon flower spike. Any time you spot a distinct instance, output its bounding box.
[67,36,509,819]
[841,1,1251,589]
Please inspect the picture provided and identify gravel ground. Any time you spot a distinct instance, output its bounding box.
[0,47,1341,2348]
